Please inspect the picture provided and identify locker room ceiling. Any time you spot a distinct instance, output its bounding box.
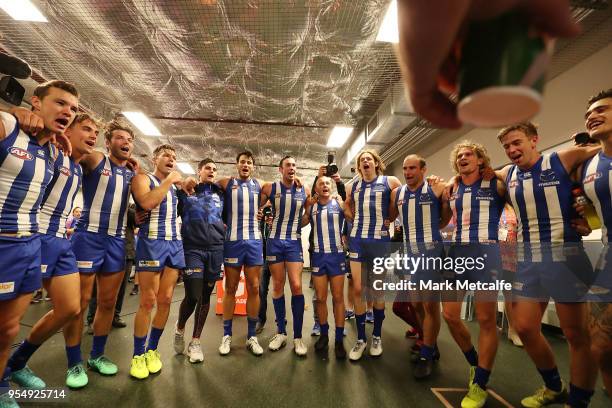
[0,0,610,184]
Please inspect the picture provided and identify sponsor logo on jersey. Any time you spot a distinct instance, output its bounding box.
[266,255,277,261]
[59,166,71,177]
[583,172,602,184]
[9,147,33,161]
[0,281,15,294]
[508,180,519,189]
[539,169,558,182]
[138,260,160,267]
[100,168,111,177]
[224,257,238,264]
[77,261,93,269]
[41,265,48,273]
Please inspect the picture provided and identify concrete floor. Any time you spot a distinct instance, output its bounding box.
[11,274,609,408]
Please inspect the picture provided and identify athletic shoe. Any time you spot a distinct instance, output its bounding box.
[508,328,524,347]
[145,349,162,374]
[10,366,46,388]
[87,355,118,375]
[293,339,307,356]
[246,337,264,356]
[411,345,441,364]
[86,323,94,335]
[129,285,139,296]
[255,321,265,334]
[405,328,420,339]
[218,335,232,355]
[187,340,204,364]
[335,341,347,359]
[365,310,374,323]
[413,357,433,379]
[311,322,321,336]
[314,334,329,351]
[112,317,127,328]
[173,323,185,354]
[30,291,42,304]
[469,366,476,385]
[343,326,347,336]
[129,354,149,379]
[268,333,287,351]
[348,340,367,361]
[521,384,567,408]
[66,363,88,388]
[461,382,488,408]
[370,336,383,357]
[344,310,355,320]
[0,393,19,408]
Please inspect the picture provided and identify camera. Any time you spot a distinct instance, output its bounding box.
[573,131,598,146]
[325,151,338,177]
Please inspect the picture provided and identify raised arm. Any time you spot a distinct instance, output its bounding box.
[557,145,601,175]
[132,171,182,211]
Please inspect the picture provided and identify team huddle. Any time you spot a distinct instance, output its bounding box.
[0,80,610,408]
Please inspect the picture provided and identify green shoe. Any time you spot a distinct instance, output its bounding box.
[87,355,118,376]
[0,393,19,408]
[66,363,88,388]
[10,366,45,389]
[144,349,162,374]
[461,382,488,408]
[521,384,567,408]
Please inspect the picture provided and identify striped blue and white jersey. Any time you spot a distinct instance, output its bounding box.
[449,178,504,243]
[39,150,82,238]
[582,151,612,244]
[137,174,181,241]
[507,152,580,243]
[0,112,55,234]
[76,155,133,238]
[311,198,345,253]
[396,183,443,244]
[350,176,391,240]
[224,177,262,241]
[270,181,306,240]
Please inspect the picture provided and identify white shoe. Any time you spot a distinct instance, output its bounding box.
[293,338,307,356]
[508,328,524,347]
[268,333,287,351]
[173,322,185,354]
[246,336,264,356]
[349,340,367,361]
[218,335,232,355]
[370,336,383,357]
[187,340,204,363]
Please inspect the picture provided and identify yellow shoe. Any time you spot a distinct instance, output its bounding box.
[129,354,149,379]
[521,384,567,407]
[461,382,488,408]
[145,349,162,374]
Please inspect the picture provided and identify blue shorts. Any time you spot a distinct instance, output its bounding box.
[266,238,303,264]
[224,240,263,267]
[348,237,390,263]
[72,231,125,274]
[183,248,223,282]
[0,234,41,301]
[405,244,446,283]
[136,238,186,272]
[446,243,502,284]
[41,234,77,279]
[312,252,346,277]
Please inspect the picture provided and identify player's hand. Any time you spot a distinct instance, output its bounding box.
[318,165,326,178]
[442,176,458,201]
[480,166,496,181]
[570,218,591,236]
[135,209,150,226]
[257,207,264,221]
[306,194,318,208]
[572,201,586,217]
[126,157,140,173]
[10,107,44,135]
[182,177,197,194]
[426,174,445,186]
[383,219,391,228]
[331,173,341,183]
[50,133,72,157]
[168,170,183,185]
[294,176,303,188]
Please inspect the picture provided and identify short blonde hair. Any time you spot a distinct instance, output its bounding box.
[449,140,491,175]
[104,119,134,143]
[497,122,538,142]
[355,149,385,177]
[70,113,101,130]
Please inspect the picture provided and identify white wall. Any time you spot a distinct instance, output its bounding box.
[408,42,612,178]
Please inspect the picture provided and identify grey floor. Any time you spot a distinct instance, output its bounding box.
[12,274,609,408]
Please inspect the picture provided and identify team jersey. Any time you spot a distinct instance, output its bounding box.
[178,182,224,250]
[137,173,181,241]
[396,183,442,243]
[39,150,82,238]
[224,177,261,241]
[270,181,306,240]
[76,155,133,238]
[0,112,55,234]
[449,178,504,243]
[582,151,612,244]
[311,198,345,253]
[350,175,391,240]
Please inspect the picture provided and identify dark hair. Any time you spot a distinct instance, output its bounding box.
[33,80,79,100]
[588,89,612,106]
[104,119,134,143]
[236,150,255,165]
[198,158,215,171]
[279,155,294,167]
[497,122,539,141]
[152,144,175,157]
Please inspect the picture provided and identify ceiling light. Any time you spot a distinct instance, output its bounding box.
[176,162,195,174]
[376,0,398,43]
[122,111,162,136]
[326,126,353,148]
[0,0,47,22]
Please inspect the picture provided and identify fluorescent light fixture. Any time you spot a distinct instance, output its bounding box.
[376,0,398,43]
[326,126,353,148]
[0,0,47,22]
[122,111,162,136]
[176,162,195,174]
[348,132,366,162]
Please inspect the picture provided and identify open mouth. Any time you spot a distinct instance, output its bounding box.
[84,140,95,147]
[510,154,522,163]
[120,146,130,153]
[589,120,604,131]
[55,118,69,128]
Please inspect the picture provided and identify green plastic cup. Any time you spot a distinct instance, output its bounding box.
[457,11,555,128]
